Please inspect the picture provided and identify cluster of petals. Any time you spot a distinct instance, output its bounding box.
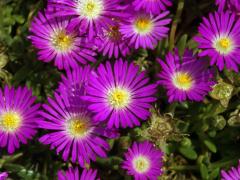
[28,0,172,69]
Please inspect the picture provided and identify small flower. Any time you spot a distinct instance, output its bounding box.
[221,160,240,180]
[0,172,8,180]
[132,0,172,15]
[29,12,96,70]
[95,23,131,58]
[38,92,115,167]
[48,0,126,39]
[58,167,99,180]
[195,11,240,71]
[120,11,171,49]
[0,86,41,154]
[84,60,157,128]
[122,141,164,180]
[157,49,215,102]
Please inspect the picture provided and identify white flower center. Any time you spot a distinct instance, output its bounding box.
[66,116,92,139]
[133,155,150,174]
[51,30,74,53]
[213,36,234,55]
[172,72,193,91]
[0,111,21,133]
[107,87,131,109]
[134,17,153,35]
[77,0,104,20]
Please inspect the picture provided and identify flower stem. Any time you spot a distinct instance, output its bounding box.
[169,0,185,51]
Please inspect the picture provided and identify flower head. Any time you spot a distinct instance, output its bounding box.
[84,60,157,128]
[0,86,41,154]
[58,168,99,180]
[157,49,215,102]
[120,11,171,49]
[195,12,240,72]
[122,141,164,180]
[95,23,131,58]
[29,12,96,70]
[132,0,172,15]
[221,160,240,180]
[48,0,126,39]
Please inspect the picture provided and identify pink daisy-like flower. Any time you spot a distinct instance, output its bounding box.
[84,60,157,128]
[120,11,171,49]
[132,0,172,15]
[48,0,126,39]
[95,23,131,58]
[157,49,215,102]
[38,91,117,167]
[221,160,240,180]
[122,141,164,180]
[58,167,99,180]
[0,86,41,154]
[29,12,96,70]
[195,11,240,72]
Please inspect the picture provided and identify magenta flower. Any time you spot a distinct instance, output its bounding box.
[58,168,99,180]
[221,160,240,180]
[48,0,126,39]
[84,60,157,128]
[0,86,41,154]
[120,11,171,49]
[195,12,240,72]
[157,50,215,102]
[38,80,118,167]
[132,0,172,15]
[122,141,164,180]
[0,172,8,180]
[95,23,131,58]
[29,12,96,70]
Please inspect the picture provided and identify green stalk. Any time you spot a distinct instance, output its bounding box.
[169,0,185,51]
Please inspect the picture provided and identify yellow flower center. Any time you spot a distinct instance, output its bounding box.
[214,36,233,54]
[51,30,74,52]
[67,118,90,138]
[0,112,21,132]
[78,0,104,20]
[173,72,193,91]
[87,3,95,11]
[133,156,150,173]
[108,87,131,109]
[134,17,153,35]
[219,38,230,49]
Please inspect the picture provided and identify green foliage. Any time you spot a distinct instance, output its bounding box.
[0,0,239,180]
